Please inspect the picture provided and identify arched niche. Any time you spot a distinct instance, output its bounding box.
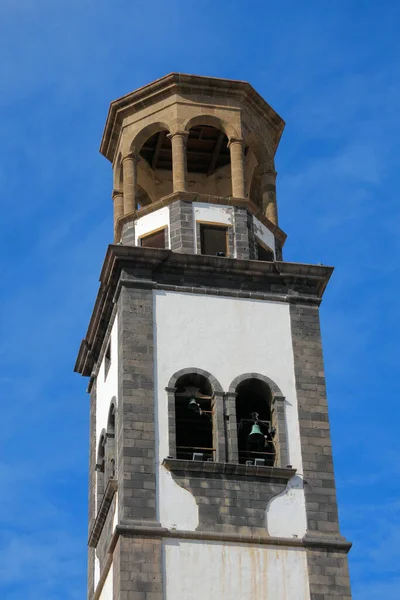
[166,368,225,463]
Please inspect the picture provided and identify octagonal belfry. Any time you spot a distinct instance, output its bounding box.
[101,73,286,259]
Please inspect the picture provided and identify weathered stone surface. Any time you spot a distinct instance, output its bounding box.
[117,286,158,524]
[113,534,163,600]
[290,303,352,598]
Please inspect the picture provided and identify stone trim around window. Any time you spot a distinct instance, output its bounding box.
[165,369,290,470]
[195,220,234,257]
[228,372,290,469]
[166,367,225,463]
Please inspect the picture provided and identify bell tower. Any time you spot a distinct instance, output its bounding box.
[75,73,352,600]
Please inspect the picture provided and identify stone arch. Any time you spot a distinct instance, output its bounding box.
[130,121,172,154]
[167,367,223,395]
[107,397,117,434]
[113,153,123,190]
[96,429,107,513]
[183,114,238,140]
[228,372,284,397]
[244,131,275,209]
[97,428,107,464]
[105,399,117,480]
[166,368,225,462]
[136,183,153,208]
[244,130,273,164]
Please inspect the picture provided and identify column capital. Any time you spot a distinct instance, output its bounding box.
[167,130,189,141]
[260,168,277,178]
[121,151,139,163]
[112,188,124,200]
[227,137,244,149]
[272,394,286,404]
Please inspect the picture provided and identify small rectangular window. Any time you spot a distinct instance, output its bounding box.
[140,228,166,249]
[104,341,111,380]
[256,241,274,262]
[200,224,228,256]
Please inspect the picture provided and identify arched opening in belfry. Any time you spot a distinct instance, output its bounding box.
[249,166,263,208]
[96,433,106,511]
[235,378,275,466]
[174,372,214,461]
[186,125,232,197]
[105,403,116,481]
[138,129,173,203]
[136,185,152,210]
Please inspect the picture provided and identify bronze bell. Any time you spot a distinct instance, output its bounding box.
[248,422,264,442]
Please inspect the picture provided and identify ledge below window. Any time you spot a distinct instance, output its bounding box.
[162,458,296,481]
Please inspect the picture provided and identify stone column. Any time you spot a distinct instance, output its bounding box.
[213,391,227,463]
[261,169,278,225]
[122,152,137,214]
[168,131,188,192]
[224,392,239,463]
[112,189,124,235]
[271,395,289,468]
[228,138,245,198]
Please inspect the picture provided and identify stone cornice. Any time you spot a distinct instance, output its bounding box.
[100,72,285,163]
[90,522,351,600]
[108,521,352,555]
[114,191,287,245]
[74,246,333,377]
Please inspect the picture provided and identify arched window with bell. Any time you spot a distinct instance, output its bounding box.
[105,400,116,482]
[227,374,290,469]
[166,369,226,463]
[96,430,106,512]
[235,378,275,466]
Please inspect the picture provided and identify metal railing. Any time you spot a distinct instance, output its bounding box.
[176,446,216,461]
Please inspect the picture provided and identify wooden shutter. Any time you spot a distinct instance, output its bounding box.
[200,224,227,256]
[140,229,166,249]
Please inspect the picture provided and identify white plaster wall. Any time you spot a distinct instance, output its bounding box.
[253,214,276,253]
[96,314,119,452]
[134,206,170,247]
[98,562,113,600]
[164,540,310,600]
[267,475,305,538]
[193,202,233,226]
[94,556,100,590]
[158,467,199,530]
[113,491,119,530]
[193,202,233,256]
[153,291,307,537]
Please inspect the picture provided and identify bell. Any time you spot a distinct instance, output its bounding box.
[188,398,201,413]
[248,423,264,442]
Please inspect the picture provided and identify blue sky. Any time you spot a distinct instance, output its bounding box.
[0,0,399,598]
